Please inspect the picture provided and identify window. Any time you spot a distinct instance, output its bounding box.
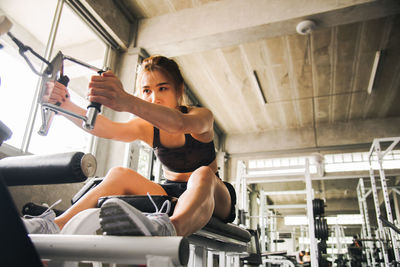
[0,48,38,148]
[324,150,400,172]
[0,0,109,155]
[0,0,57,150]
[247,156,318,176]
[247,150,400,177]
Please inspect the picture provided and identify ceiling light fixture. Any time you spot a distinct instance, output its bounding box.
[253,70,267,105]
[367,50,383,94]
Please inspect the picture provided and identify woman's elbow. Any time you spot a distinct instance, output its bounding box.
[167,117,185,134]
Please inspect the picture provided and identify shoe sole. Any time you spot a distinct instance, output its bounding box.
[100,199,153,236]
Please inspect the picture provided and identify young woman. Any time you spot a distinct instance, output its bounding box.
[23,56,236,237]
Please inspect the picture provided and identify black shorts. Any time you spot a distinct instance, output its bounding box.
[160,176,237,223]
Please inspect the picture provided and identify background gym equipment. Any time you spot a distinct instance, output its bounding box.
[314,218,328,240]
[356,137,400,266]
[313,198,325,217]
[238,158,321,266]
[312,197,330,265]
[380,215,400,235]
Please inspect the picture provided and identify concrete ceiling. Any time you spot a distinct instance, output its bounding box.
[85,0,400,219]
[114,0,400,154]
[117,0,400,217]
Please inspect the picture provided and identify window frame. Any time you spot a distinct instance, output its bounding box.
[0,1,114,158]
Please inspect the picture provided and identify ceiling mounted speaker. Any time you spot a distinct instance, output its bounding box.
[296,20,316,35]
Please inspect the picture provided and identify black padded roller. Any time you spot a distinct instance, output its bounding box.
[0,152,88,186]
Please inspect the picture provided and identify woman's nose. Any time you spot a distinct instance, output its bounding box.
[152,92,161,104]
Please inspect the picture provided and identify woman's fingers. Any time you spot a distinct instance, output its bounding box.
[88,80,110,89]
[87,70,129,111]
[43,81,69,105]
[87,94,109,105]
[88,78,122,99]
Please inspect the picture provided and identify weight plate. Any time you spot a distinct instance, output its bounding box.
[322,219,328,240]
[313,199,325,217]
[315,219,321,239]
[81,153,97,177]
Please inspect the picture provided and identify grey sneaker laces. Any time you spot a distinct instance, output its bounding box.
[146,192,171,215]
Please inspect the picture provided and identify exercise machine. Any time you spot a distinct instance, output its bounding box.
[236,157,322,266]
[0,150,253,266]
[356,136,400,266]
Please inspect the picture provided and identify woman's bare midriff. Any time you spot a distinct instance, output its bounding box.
[162,159,218,182]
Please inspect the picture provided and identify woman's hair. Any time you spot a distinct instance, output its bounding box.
[136,55,186,105]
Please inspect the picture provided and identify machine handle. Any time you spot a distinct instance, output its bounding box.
[38,75,70,135]
[87,102,101,112]
[83,70,104,130]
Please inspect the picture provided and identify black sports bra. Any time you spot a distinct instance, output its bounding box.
[152,106,216,173]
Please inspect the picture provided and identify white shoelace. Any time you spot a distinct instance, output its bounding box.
[23,199,62,219]
[146,192,171,215]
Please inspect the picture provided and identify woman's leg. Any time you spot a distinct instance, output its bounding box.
[55,167,166,229]
[169,166,231,236]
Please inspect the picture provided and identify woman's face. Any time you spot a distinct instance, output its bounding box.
[139,70,180,109]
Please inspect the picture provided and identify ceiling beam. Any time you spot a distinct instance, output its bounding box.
[136,0,400,57]
[73,0,135,49]
[225,117,400,155]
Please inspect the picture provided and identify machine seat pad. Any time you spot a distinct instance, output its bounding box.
[201,216,251,242]
[97,195,251,242]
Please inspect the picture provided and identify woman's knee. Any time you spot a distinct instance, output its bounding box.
[189,166,216,185]
[105,166,138,182]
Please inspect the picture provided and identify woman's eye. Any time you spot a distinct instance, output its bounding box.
[159,87,167,91]
[143,89,150,94]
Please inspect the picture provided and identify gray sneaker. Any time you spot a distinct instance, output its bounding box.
[22,209,60,234]
[100,197,176,236]
[145,212,177,236]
